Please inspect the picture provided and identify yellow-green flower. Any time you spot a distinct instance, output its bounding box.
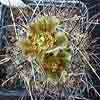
[18,16,59,57]
[17,16,70,81]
